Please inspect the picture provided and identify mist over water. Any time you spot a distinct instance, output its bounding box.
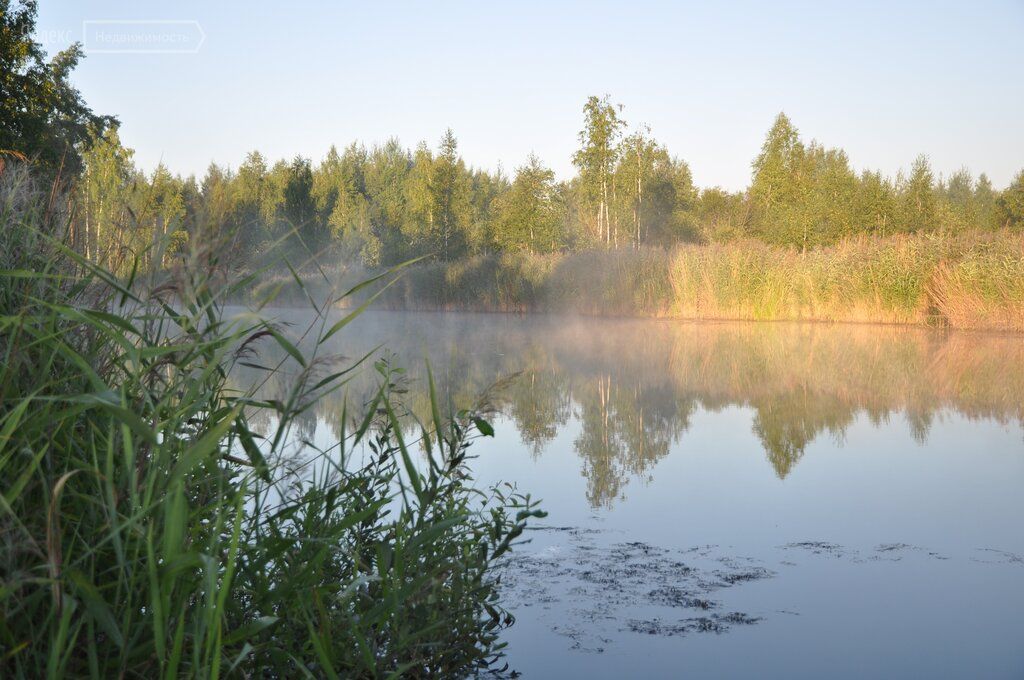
[235,309,1024,678]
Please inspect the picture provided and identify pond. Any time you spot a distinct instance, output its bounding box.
[239,309,1024,678]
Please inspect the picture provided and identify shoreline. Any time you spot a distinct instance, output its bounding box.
[249,230,1024,334]
[239,302,1024,337]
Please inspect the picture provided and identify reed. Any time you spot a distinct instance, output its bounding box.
[281,230,1024,331]
[0,165,542,678]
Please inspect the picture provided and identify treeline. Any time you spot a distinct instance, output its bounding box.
[73,97,1024,272]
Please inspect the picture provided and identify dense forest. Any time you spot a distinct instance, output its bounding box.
[71,97,1024,273]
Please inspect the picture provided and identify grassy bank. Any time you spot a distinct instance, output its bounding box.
[257,230,1024,331]
[665,233,1024,328]
[0,165,541,677]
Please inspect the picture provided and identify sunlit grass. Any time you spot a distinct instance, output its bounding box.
[271,230,1024,331]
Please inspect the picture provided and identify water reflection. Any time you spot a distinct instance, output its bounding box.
[231,310,1024,507]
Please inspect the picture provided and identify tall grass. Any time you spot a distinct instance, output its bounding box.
[927,247,1024,331]
[0,164,542,678]
[261,231,1024,331]
[665,236,944,324]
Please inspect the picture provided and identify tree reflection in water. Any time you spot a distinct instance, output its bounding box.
[231,311,1024,508]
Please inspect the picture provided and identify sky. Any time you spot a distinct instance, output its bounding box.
[36,0,1024,190]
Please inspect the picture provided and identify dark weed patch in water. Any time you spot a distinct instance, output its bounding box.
[646,587,717,610]
[498,530,775,650]
[627,612,762,637]
[781,541,846,556]
[781,541,954,563]
[876,542,915,552]
[526,526,603,535]
[871,543,951,561]
[500,528,1014,656]
[973,548,1024,565]
[713,567,774,586]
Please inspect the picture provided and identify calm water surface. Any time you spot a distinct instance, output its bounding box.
[242,310,1024,679]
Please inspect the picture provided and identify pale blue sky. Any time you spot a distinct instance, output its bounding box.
[38,1,1024,190]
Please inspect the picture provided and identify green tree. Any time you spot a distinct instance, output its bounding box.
[232,151,269,258]
[467,166,509,254]
[402,132,472,261]
[854,170,897,236]
[696,187,748,242]
[614,135,685,247]
[802,143,857,246]
[179,174,200,237]
[403,142,435,257]
[0,1,113,176]
[261,159,291,246]
[997,169,1024,229]
[364,139,411,264]
[77,124,135,265]
[615,128,659,248]
[974,173,998,230]
[573,95,625,246]
[668,157,699,242]
[132,163,185,269]
[195,162,242,265]
[324,144,378,264]
[431,130,472,260]
[749,112,806,245]
[942,167,976,230]
[899,154,937,232]
[312,145,343,224]
[492,154,561,253]
[198,163,232,236]
[282,156,320,252]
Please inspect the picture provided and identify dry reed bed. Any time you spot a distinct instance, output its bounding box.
[258,230,1024,331]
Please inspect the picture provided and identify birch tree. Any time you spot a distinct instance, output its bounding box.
[573,95,625,246]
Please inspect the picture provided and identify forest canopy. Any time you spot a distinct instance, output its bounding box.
[2,7,1020,272]
[73,96,1024,272]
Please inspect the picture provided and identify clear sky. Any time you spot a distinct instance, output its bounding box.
[36,0,1024,190]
